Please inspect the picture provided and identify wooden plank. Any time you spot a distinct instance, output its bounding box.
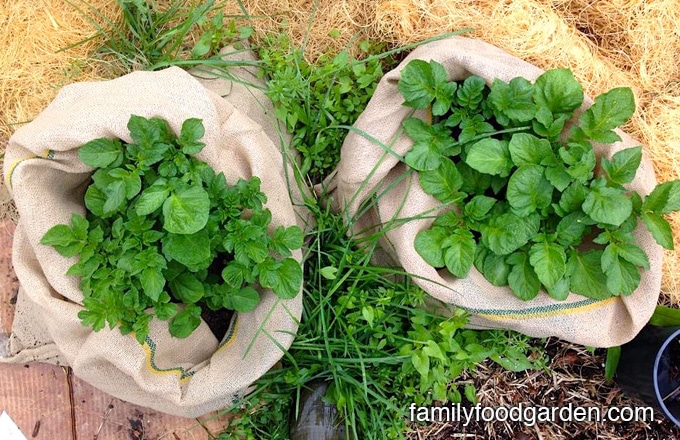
[0,362,72,439]
[0,362,234,440]
[71,373,230,440]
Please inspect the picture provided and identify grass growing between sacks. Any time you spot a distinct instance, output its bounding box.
[214,200,546,440]
[64,0,257,74]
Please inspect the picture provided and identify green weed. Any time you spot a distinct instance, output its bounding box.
[257,35,397,182]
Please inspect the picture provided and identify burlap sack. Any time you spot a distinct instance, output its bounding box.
[1,49,307,417]
[334,36,662,348]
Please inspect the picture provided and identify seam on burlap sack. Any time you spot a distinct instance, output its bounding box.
[333,36,662,348]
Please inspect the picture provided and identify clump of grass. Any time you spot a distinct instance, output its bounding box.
[64,0,254,73]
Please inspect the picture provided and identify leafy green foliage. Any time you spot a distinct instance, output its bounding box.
[398,59,457,115]
[399,60,680,301]
[605,346,621,380]
[258,34,399,181]
[216,206,544,440]
[191,12,253,58]
[41,115,303,342]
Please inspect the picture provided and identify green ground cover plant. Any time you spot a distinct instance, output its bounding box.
[215,203,546,440]
[400,60,680,301]
[41,115,303,342]
[258,35,393,181]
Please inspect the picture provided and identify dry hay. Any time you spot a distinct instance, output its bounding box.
[0,0,122,222]
[0,1,122,141]
[2,0,680,300]
[237,0,379,60]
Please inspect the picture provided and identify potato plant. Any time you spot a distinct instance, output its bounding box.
[399,60,680,301]
[41,115,303,342]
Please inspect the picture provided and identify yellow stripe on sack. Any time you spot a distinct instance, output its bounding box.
[5,149,55,189]
[472,297,618,321]
[140,335,195,383]
[216,318,239,353]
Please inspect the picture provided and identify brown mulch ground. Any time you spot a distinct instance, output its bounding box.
[408,338,680,440]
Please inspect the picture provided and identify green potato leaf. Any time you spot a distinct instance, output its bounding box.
[488,77,536,123]
[567,250,612,299]
[642,180,680,214]
[443,228,476,278]
[464,195,496,221]
[140,267,165,302]
[163,186,210,234]
[41,223,77,248]
[271,225,304,257]
[419,158,464,204]
[225,286,260,312]
[578,87,635,144]
[555,212,588,246]
[641,212,674,249]
[178,118,206,155]
[533,68,584,115]
[480,251,511,286]
[259,257,302,300]
[455,76,486,110]
[136,183,170,216]
[169,304,202,339]
[414,226,449,267]
[601,245,641,296]
[84,185,107,217]
[481,212,540,256]
[103,180,127,214]
[544,161,572,192]
[397,59,457,115]
[508,133,553,167]
[546,276,570,301]
[403,118,457,171]
[127,114,169,148]
[506,165,554,217]
[465,138,512,177]
[169,272,204,304]
[559,181,588,213]
[78,138,124,168]
[613,243,650,269]
[582,186,632,226]
[507,252,541,301]
[601,146,642,185]
[529,241,567,289]
[162,229,211,267]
